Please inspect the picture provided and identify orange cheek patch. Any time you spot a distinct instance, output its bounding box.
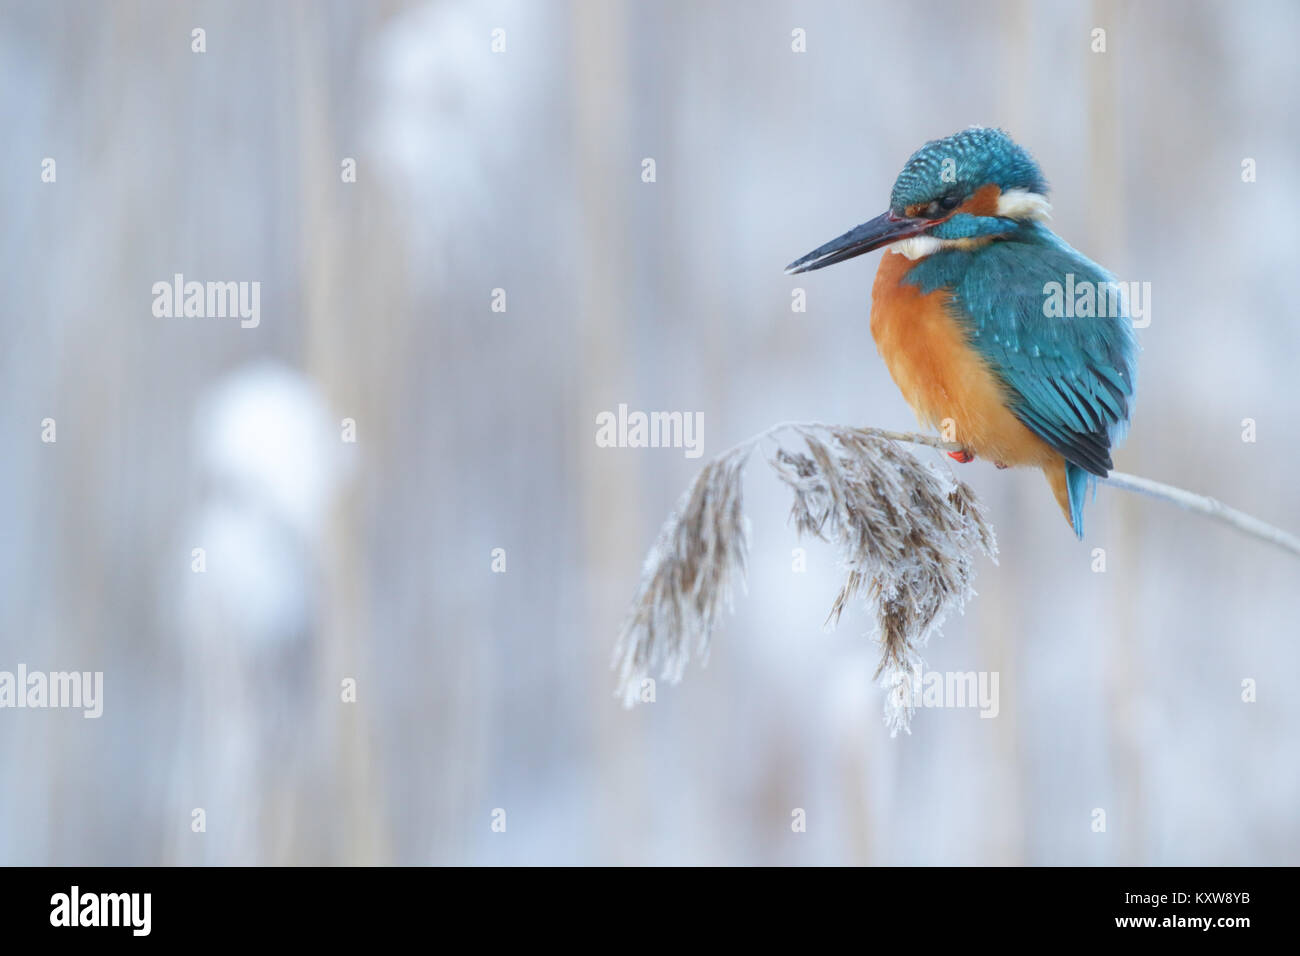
[904,183,1002,221]
[954,183,1001,217]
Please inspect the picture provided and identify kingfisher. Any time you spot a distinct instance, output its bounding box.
[786,127,1137,537]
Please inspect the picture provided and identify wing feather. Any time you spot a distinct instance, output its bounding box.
[937,225,1138,476]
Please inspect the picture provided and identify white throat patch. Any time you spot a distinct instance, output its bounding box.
[889,235,946,260]
[996,189,1052,221]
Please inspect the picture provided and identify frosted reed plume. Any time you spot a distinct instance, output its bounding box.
[612,446,753,708]
[615,414,1300,733]
[613,423,997,732]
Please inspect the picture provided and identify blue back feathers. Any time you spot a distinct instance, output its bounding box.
[904,215,1138,539]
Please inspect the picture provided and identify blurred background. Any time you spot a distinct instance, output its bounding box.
[1,0,1297,865]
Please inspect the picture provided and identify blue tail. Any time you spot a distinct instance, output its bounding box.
[1065,462,1093,539]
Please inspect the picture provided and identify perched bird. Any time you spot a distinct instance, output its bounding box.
[787,127,1137,537]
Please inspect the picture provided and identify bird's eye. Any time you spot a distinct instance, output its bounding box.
[922,193,961,219]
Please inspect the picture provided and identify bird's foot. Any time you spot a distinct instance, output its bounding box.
[994,461,1009,470]
[948,449,975,463]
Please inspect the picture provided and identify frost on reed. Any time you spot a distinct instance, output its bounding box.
[613,423,997,734]
[612,446,753,708]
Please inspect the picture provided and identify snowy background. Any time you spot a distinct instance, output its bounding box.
[1,0,1297,864]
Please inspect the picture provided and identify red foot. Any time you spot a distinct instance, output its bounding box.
[948,450,975,463]
[994,461,1009,470]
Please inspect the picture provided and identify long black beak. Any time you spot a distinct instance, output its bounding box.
[785,211,930,274]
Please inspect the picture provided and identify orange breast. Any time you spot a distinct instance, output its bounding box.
[869,249,1060,473]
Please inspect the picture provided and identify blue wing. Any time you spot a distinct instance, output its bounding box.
[910,223,1138,478]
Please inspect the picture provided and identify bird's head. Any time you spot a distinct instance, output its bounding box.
[786,127,1051,273]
